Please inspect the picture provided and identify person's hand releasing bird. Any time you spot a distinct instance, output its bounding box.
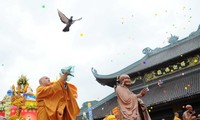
[57,9,82,32]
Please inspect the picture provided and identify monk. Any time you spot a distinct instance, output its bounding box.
[173,112,181,120]
[36,69,80,120]
[182,105,196,120]
[115,74,151,120]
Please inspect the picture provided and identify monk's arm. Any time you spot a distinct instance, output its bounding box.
[36,76,66,98]
[136,94,143,98]
[137,88,148,98]
[36,85,56,98]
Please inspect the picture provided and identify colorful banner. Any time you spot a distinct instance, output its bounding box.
[88,102,93,120]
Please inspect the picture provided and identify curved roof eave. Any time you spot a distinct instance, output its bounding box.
[92,27,200,83]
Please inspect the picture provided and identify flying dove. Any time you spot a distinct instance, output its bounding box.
[57,9,82,32]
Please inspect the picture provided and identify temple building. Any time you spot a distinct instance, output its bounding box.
[77,25,200,120]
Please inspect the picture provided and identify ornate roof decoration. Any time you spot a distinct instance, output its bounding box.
[168,34,179,44]
[142,47,153,55]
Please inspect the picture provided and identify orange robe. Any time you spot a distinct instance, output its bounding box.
[36,78,80,120]
[115,85,151,120]
[174,116,181,120]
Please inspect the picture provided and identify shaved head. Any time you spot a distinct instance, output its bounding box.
[39,76,50,86]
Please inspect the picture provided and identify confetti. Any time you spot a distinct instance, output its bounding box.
[184,86,188,90]
[146,87,149,91]
[194,59,198,63]
[80,33,84,36]
[157,80,163,87]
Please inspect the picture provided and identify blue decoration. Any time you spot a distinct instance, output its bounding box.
[7,89,13,96]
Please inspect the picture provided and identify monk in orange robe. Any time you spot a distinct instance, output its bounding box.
[173,112,181,120]
[36,72,80,120]
[115,74,151,120]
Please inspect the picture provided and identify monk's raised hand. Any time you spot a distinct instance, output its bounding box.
[140,88,148,97]
[60,72,69,81]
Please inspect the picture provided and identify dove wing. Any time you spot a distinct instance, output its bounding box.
[72,17,82,24]
[57,9,69,24]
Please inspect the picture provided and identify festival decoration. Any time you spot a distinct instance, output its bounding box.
[88,102,93,120]
[142,54,200,82]
[0,75,37,120]
[16,75,29,94]
[4,95,11,118]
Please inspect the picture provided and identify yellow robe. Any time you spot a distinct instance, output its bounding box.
[36,78,80,120]
[174,116,181,120]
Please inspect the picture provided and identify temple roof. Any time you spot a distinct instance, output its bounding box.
[91,25,200,87]
[87,64,200,119]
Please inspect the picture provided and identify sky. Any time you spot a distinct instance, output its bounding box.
[0,0,200,107]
